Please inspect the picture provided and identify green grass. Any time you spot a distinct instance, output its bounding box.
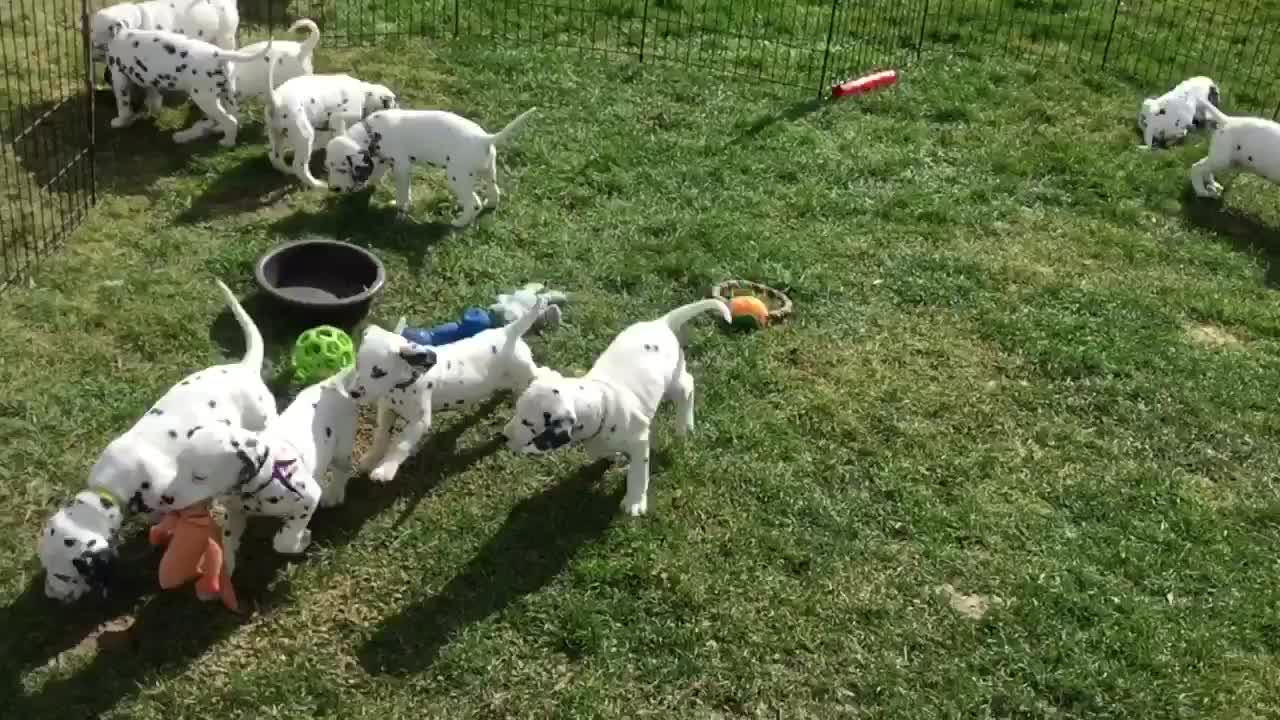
[4,34,1280,717]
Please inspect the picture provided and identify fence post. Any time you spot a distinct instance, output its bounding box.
[916,0,930,60]
[639,0,651,62]
[1100,0,1122,68]
[81,0,96,205]
[816,0,839,98]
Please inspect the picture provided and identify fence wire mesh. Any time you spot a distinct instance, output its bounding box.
[1,0,95,290]
[3,0,1280,290]
[253,0,1280,116]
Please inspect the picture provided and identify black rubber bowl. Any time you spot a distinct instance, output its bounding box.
[255,239,386,325]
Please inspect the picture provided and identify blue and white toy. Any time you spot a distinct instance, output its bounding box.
[400,307,493,347]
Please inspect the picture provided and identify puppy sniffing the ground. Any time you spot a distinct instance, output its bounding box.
[1137,76,1220,148]
[324,107,536,226]
[503,299,729,516]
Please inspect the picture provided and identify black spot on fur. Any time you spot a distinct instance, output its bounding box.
[141,482,150,489]
[326,427,333,438]
[610,425,617,433]
[168,430,178,439]
[64,538,76,547]
[208,400,217,408]
[371,366,387,379]
[186,426,202,439]
[161,495,174,505]
[162,42,176,54]
[269,497,280,504]
[147,408,163,416]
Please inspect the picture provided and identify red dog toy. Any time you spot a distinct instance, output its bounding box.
[831,70,898,99]
[149,502,239,612]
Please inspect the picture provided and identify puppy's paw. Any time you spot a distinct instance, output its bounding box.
[273,528,312,555]
[110,116,132,129]
[620,494,648,517]
[369,463,399,484]
[218,135,237,148]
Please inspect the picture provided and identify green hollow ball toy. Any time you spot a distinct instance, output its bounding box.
[292,326,356,385]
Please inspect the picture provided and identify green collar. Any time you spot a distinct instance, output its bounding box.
[89,487,127,513]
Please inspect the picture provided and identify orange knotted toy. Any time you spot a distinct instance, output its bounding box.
[148,501,239,612]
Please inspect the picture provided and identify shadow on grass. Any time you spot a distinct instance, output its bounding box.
[0,400,504,716]
[268,197,455,273]
[728,96,827,145]
[1180,186,1280,288]
[176,152,297,223]
[357,458,617,676]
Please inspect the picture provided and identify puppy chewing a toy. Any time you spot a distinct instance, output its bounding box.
[292,325,355,385]
[149,501,239,612]
[712,280,793,330]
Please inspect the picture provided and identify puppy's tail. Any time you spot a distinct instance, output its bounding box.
[289,18,321,61]
[1197,97,1229,128]
[661,299,731,333]
[500,297,545,355]
[218,36,273,64]
[265,35,281,112]
[216,280,265,375]
[489,107,537,146]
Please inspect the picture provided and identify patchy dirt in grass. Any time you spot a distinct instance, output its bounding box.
[937,583,1003,620]
[1184,321,1242,349]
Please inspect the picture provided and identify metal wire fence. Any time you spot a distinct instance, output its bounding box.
[1,0,95,290]
[257,0,1280,114]
[2,0,1279,290]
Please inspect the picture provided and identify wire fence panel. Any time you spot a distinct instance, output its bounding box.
[1,0,95,291]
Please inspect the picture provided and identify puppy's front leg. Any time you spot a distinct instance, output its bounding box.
[370,405,432,484]
[109,71,138,128]
[391,161,412,215]
[273,477,321,555]
[358,398,395,475]
[620,439,652,516]
[220,497,249,575]
[323,420,358,507]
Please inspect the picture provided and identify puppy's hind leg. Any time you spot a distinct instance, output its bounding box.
[448,172,483,227]
[391,162,413,215]
[109,70,140,128]
[620,439,653,517]
[480,151,501,208]
[669,367,696,438]
[292,123,326,188]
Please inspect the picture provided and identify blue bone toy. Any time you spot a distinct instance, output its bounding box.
[399,307,493,347]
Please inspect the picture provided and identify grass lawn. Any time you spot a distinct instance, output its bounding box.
[5,28,1280,720]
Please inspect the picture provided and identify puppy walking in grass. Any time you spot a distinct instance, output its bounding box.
[503,299,730,516]
[324,107,537,226]
[1189,99,1280,199]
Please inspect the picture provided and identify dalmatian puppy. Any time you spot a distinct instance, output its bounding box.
[104,20,271,146]
[218,366,362,571]
[325,107,537,226]
[503,299,729,516]
[1137,76,1220,148]
[344,302,546,483]
[36,280,277,603]
[1189,100,1280,199]
[263,43,396,188]
[180,19,324,143]
[92,0,237,87]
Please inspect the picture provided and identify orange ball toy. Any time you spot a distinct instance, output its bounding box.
[729,295,770,330]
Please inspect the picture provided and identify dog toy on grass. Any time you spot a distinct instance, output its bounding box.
[831,69,898,99]
[149,502,239,612]
[711,280,793,331]
[490,282,568,332]
[401,307,494,347]
[292,325,355,385]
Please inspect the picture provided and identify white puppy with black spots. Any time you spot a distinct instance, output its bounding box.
[324,107,537,226]
[503,299,729,516]
[217,366,365,571]
[93,0,238,94]
[103,20,271,145]
[1137,76,1220,148]
[263,43,396,188]
[181,19,323,143]
[1189,100,1280,199]
[344,302,546,483]
[36,280,276,603]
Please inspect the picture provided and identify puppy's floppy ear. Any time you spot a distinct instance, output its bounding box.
[399,344,438,369]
